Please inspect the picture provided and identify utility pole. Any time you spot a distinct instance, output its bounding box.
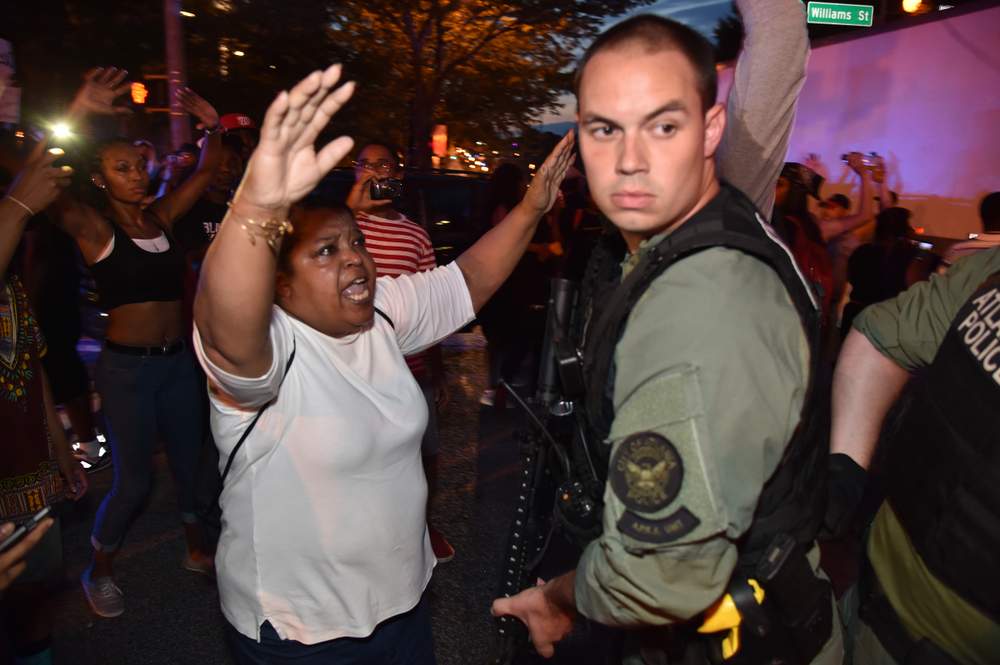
[164,0,190,149]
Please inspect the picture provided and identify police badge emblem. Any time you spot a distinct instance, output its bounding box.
[610,431,683,513]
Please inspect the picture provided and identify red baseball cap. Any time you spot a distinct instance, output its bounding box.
[219,113,257,131]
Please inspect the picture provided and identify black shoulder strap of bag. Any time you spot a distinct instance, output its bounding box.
[374,306,395,329]
[219,308,394,484]
[220,338,297,484]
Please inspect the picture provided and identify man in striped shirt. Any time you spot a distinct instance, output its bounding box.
[347,142,455,563]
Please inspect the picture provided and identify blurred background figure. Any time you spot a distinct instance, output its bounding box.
[944,191,1000,265]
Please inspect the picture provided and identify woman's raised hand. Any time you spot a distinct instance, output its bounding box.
[232,65,355,214]
[522,130,575,216]
[69,67,132,117]
[176,87,220,130]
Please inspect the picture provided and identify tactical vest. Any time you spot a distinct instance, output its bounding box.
[883,269,1000,622]
[572,183,828,567]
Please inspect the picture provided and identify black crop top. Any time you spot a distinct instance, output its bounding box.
[89,221,185,310]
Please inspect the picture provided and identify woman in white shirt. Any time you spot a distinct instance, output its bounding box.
[193,66,574,664]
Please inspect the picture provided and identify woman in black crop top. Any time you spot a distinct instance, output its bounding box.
[50,68,223,617]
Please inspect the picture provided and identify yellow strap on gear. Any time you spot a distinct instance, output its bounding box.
[697,579,765,660]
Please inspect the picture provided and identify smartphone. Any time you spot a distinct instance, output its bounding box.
[0,506,52,554]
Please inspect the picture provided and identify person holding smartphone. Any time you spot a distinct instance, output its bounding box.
[0,516,55,593]
[1,136,88,665]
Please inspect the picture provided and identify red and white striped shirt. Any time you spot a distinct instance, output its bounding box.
[356,210,437,376]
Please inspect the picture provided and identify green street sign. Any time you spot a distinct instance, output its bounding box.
[806,2,875,26]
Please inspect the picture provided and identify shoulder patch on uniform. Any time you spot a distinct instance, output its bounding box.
[617,507,701,544]
[610,432,683,514]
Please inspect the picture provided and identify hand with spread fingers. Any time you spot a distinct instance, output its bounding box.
[232,64,355,216]
[176,86,220,131]
[522,130,576,215]
[69,66,133,117]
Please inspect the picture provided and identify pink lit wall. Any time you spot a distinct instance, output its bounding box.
[784,5,1000,237]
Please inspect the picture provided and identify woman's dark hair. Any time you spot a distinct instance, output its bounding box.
[88,137,136,177]
[277,200,354,276]
[487,163,526,223]
[574,14,717,113]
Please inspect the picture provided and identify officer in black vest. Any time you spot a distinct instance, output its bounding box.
[491,10,842,665]
[831,246,1000,665]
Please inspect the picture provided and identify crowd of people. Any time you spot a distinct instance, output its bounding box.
[1,0,997,663]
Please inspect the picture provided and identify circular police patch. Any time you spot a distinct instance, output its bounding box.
[610,432,683,513]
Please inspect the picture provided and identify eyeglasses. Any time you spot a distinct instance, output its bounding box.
[354,159,395,173]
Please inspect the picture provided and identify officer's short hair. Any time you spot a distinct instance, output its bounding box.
[980,191,1000,233]
[574,15,718,113]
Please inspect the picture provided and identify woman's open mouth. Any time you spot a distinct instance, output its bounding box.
[341,277,371,304]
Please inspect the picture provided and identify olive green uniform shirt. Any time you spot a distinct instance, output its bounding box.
[574,245,810,623]
[854,247,1000,665]
[574,232,844,664]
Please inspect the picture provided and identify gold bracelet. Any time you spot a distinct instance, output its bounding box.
[227,203,294,252]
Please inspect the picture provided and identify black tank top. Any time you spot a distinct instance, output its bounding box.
[89,220,185,311]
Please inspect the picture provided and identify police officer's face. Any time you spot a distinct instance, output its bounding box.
[577,46,725,252]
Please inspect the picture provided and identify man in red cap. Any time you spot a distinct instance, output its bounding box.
[219,112,258,163]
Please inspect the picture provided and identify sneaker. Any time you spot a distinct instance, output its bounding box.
[183,551,215,576]
[73,437,112,473]
[479,388,496,407]
[428,524,455,563]
[81,568,124,618]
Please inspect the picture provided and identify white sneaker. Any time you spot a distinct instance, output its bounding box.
[73,437,111,472]
[81,568,124,618]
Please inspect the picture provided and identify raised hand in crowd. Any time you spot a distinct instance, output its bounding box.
[817,151,875,243]
[0,141,74,275]
[68,67,133,118]
[456,130,574,311]
[177,86,220,131]
[196,64,357,377]
[234,66,355,216]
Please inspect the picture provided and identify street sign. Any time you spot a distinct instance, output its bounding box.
[806,2,875,26]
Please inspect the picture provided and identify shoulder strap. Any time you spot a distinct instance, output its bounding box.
[583,189,821,443]
[220,338,297,484]
[374,306,395,329]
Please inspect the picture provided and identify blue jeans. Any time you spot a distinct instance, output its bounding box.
[226,597,437,665]
[91,346,205,551]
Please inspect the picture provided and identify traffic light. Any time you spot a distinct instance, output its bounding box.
[131,82,149,105]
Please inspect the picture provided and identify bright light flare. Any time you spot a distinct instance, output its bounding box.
[902,0,921,12]
[233,50,246,57]
[180,10,196,17]
[51,122,73,140]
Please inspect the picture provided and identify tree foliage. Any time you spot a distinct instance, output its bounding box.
[326,0,654,166]
[6,0,655,166]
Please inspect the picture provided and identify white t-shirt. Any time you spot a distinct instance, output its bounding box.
[192,262,474,644]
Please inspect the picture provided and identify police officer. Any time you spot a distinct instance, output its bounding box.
[491,5,843,665]
[830,246,1000,665]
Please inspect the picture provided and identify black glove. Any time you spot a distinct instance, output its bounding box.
[822,453,868,540]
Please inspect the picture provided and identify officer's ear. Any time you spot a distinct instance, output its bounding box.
[703,103,726,160]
